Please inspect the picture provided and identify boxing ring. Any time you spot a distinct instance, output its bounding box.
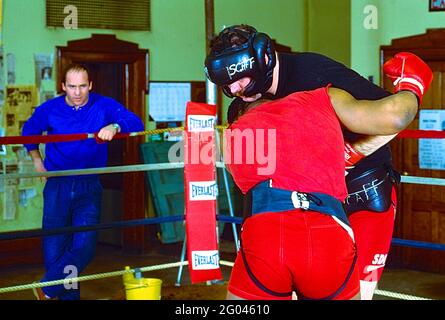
[0,127,445,300]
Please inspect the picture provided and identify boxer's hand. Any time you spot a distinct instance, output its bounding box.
[383,52,433,105]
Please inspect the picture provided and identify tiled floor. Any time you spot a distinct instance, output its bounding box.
[0,239,444,300]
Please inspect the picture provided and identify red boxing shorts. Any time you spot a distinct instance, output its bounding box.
[228,210,360,300]
[349,186,397,283]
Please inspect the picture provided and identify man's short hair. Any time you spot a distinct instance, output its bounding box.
[62,64,91,84]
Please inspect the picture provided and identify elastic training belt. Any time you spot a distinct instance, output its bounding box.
[251,180,350,226]
[240,180,357,299]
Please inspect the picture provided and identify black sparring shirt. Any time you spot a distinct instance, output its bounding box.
[274,52,393,180]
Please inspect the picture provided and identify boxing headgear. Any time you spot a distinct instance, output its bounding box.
[204,30,276,98]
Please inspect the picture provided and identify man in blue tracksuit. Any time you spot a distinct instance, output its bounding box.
[22,64,144,300]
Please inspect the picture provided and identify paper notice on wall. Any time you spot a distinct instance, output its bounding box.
[3,183,18,220]
[148,82,191,122]
[34,53,55,104]
[0,46,4,105]
[2,158,19,220]
[418,110,445,170]
[34,53,54,84]
[19,188,37,207]
[5,85,38,136]
[7,53,15,85]
[14,147,35,187]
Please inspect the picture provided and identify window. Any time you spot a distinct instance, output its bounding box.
[46,0,151,31]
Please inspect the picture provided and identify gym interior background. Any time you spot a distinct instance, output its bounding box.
[1,0,445,300]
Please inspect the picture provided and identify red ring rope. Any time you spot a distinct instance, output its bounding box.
[0,129,444,146]
[395,129,445,139]
[0,132,132,145]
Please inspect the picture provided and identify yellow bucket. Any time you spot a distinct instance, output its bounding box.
[122,266,134,284]
[124,278,162,300]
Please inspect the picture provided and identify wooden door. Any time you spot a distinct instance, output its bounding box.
[381,29,445,273]
[83,62,125,247]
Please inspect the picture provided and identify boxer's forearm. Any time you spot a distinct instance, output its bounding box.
[352,134,398,157]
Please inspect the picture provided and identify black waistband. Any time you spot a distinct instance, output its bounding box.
[346,165,400,187]
[344,165,399,215]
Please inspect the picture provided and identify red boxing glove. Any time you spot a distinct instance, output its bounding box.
[383,52,433,105]
[345,142,364,174]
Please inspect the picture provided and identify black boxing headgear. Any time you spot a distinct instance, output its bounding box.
[204,28,276,98]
